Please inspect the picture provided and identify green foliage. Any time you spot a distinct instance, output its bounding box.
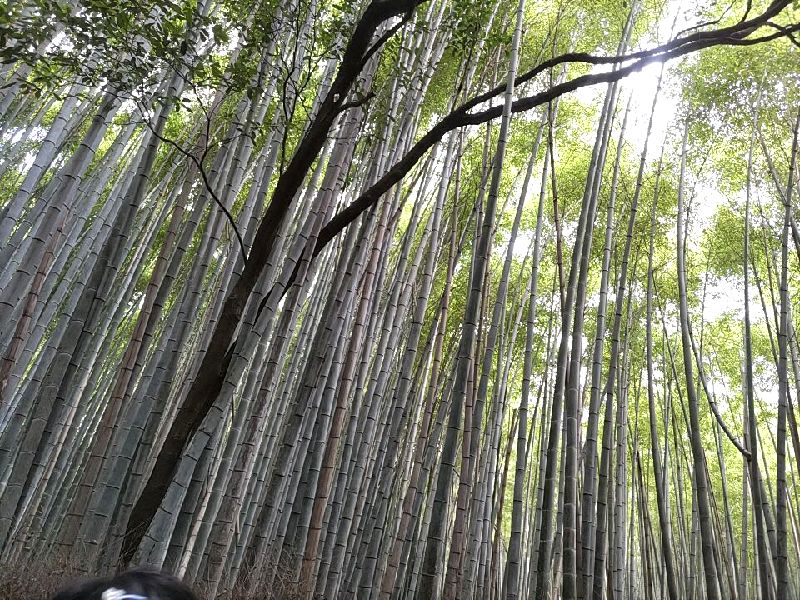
[703,202,745,279]
[445,0,502,58]
[681,34,800,193]
[3,0,211,95]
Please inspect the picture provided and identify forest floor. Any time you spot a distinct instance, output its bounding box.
[0,558,308,599]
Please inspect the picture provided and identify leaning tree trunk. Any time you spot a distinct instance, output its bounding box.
[644,151,679,600]
[503,119,549,600]
[675,121,720,600]
[418,4,525,595]
[775,111,798,600]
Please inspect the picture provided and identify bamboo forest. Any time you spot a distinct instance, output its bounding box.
[2,0,800,598]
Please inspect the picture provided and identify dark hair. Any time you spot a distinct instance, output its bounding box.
[51,568,198,600]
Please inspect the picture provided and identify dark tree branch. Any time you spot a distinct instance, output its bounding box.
[765,21,800,47]
[362,15,409,67]
[314,3,799,257]
[335,91,376,115]
[119,0,426,566]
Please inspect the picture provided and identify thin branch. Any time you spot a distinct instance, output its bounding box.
[688,323,752,459]
[674,0,735,38]
[145,117,248,264]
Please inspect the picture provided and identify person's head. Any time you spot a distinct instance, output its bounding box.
[51,568,197,600]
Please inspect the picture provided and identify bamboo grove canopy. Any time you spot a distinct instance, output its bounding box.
[0,0,799,598]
